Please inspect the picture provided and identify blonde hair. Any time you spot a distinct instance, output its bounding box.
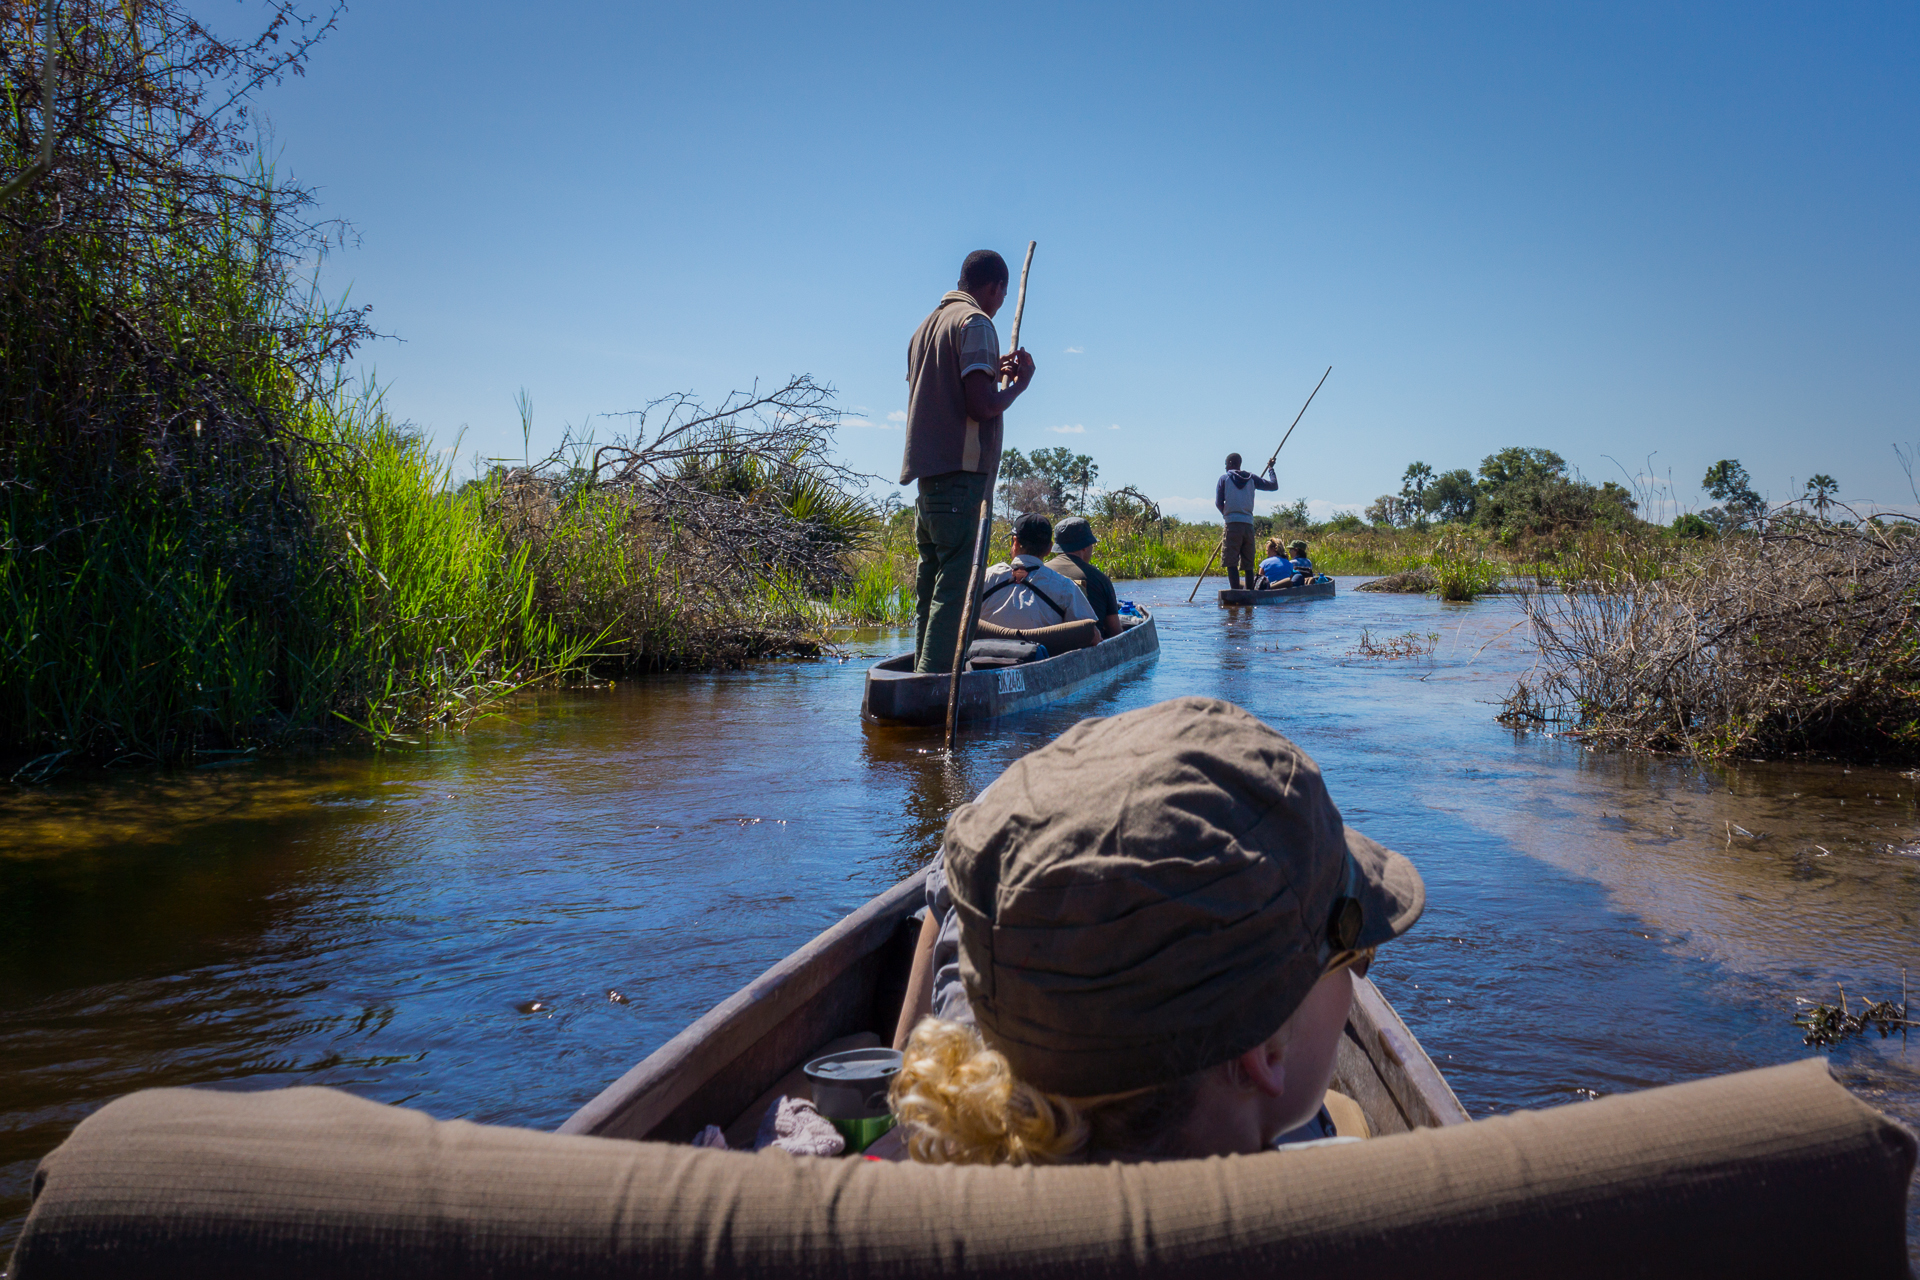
[1265,538,1283,558]
[889,1019,1218,1166]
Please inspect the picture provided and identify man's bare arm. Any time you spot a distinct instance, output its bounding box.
[1099,612,1123,638]
[962,348,1036,421]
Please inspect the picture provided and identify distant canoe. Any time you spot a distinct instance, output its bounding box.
[1218,579,1337,606]
[862,609,1159,726]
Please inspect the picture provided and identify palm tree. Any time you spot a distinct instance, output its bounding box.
[1804,474,1838,520]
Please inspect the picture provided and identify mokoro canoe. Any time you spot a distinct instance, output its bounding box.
[862,608,1159,727]
[559,864,1469,1146]
[1219,579,1337,606]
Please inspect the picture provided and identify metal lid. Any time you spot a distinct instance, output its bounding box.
[803,1047,902,1083]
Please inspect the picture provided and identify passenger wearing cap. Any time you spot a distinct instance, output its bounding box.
[1285,538,1315,583]
[888,696,1424,1166]
[977,512,1099,633]
[1045,516,1123,638]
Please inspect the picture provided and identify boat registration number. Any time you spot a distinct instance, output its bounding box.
[996,668,1026,694]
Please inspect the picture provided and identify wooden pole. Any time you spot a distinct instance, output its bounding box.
[1266,365,1332,472]
[1189,366,1332,603]
[1185,545,1221,602]
[945,240,1035,751]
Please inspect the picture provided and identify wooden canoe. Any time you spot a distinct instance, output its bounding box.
[861,609,1159,727]
[1218,580,1337,606]
[559,864,1469,1147]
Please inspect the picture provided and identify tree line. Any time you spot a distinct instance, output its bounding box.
[1363,448,1639,540]
[1368,450,1844,541]
[979,442,1843,545]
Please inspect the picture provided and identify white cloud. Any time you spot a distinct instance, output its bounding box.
[1048,423,1087,434]
[1065,345,1084,354]
[886,410,907,423]
[1107,423,1120,431]
[843,417,900,430]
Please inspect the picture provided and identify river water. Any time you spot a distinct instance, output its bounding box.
[3,576,1917,1257]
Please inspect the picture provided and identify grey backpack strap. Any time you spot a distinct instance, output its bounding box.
[1022,580,1068,619]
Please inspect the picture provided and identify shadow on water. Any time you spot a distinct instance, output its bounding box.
[3,578,1917,1257]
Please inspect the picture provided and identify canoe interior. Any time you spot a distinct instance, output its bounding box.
[559,867,1468,1145]
[862,609,1159,727]
[1217,581,1337,606]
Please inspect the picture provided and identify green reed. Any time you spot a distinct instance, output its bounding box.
[302,395,601,743]
[828,558,915,624]
[1429,532,1506,601]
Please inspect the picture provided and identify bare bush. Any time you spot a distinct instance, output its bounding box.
[1500,510,1920,761]
[483,376,883,667]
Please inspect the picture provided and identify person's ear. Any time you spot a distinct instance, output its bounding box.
[1233,1031,1289,1098]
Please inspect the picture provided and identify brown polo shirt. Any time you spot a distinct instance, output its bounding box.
[900,291,1003,484]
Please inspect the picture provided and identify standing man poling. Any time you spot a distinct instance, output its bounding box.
[1215,452,1278,591]
[1046,516,1123,638]
[900,250,1038,673]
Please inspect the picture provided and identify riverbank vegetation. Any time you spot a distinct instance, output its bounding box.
[0,3,891,776]
[1499,515,1920,764]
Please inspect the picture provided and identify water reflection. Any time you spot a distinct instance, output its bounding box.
[2,579,1916,1257]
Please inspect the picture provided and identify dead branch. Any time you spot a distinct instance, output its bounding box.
[1500,513,1920,761]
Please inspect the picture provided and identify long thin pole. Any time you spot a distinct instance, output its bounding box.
[1266,365,1332,471]
[1189,366,1332,603]
[946,240,1035,751]
[1185,545,1220,603]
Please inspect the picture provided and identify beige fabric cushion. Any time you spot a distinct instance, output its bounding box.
[12,1058,1914,1279]
[973,617,1101,653]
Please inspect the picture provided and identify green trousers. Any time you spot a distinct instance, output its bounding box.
[913,470,990,674]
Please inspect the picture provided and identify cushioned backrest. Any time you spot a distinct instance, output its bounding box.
[974,617,1101,652]
[11,1058,1914,1280]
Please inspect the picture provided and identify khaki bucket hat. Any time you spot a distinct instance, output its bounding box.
[942,696,1424,1097]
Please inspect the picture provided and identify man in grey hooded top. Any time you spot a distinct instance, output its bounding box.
[1215,452,1279,590]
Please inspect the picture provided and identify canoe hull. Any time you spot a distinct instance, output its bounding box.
[862,610,1159,726]
[1218,581,1337,606]
[559,865,1468,1144]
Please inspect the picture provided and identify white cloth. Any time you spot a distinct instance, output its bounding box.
[753,1095,845,1157]
[977,554,1097,630]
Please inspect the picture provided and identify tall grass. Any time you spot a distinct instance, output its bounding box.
[0,476,344,770]
[1429,532,1505,601]
[828,559,915,624]
[305,396,600,742]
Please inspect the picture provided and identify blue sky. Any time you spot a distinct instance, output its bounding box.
[257,1,1917,522]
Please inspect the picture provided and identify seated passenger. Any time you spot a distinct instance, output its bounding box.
[889,697,1425,1165]
[1287,539,1316,583]
[978,512,1098,633]
[1255,538,1291,589]
[1045,516,1123,638]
